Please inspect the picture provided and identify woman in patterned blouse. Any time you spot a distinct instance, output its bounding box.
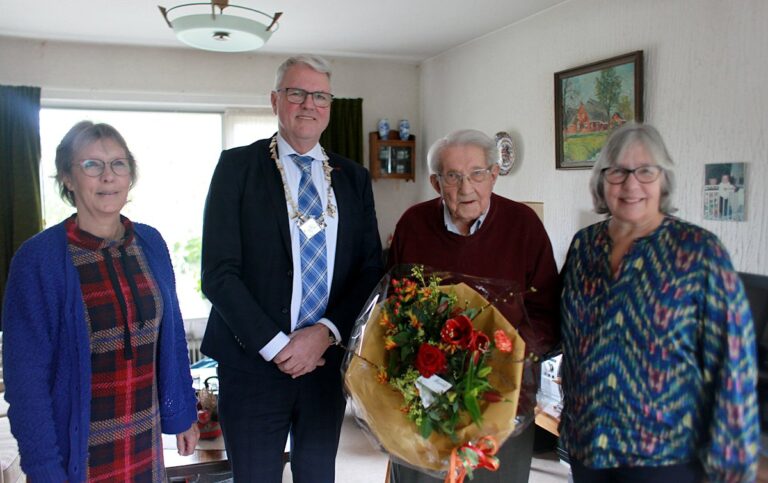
[2,121,199,482]
[560,123,758,482]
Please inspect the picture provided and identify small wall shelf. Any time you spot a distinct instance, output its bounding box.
[369,131,415,182]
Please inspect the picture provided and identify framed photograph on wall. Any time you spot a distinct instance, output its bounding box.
[703,162,747,221]
[555,51,644,169]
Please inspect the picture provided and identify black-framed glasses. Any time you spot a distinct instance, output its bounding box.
[78,158,132,177]
[437,167,493,186]
[276,87,333,107]
[602,165,663,185]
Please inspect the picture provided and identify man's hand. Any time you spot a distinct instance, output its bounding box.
[273,324,332,378]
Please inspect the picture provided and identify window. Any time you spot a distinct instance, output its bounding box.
[224,108,277,149]
[40,107,278,319]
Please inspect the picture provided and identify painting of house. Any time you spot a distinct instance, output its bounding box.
[564,99,628,134]
[555,53,641,168]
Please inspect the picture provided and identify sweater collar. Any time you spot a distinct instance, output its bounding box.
[440,197,492,236]
[65,214,134,250]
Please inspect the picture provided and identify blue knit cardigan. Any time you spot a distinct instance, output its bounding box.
[2,220,198,482]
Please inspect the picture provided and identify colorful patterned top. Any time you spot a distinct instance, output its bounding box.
[560,216,758,482]
[66,216,165,481]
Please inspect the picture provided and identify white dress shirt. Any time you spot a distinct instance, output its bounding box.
[259,133,340,361]
[442,199,491,236]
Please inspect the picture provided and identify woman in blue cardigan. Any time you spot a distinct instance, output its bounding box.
[2,121,199,482]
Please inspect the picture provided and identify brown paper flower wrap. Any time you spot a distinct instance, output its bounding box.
[343,277,526,476]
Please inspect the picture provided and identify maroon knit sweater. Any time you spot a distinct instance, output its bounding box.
[387,193,560,354]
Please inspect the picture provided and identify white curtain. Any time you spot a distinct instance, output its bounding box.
[223,108,278,149]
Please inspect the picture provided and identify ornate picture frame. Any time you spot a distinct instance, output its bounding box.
[554,51,644,170]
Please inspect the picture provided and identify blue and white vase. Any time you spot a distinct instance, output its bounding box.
[378,118,390,139]
[398,119,410,140]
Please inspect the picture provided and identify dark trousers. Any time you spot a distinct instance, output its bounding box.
[217,360,346,483]
[570,459,704,483]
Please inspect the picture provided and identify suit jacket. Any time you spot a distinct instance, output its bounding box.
[200,137,383,372]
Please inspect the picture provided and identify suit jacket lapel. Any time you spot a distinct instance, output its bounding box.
[260,147,293,260]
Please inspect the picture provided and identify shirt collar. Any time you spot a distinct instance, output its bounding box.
[276,133,324,163]
[441,198,491,236]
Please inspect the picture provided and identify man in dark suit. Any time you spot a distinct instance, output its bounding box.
[200,55,383,482]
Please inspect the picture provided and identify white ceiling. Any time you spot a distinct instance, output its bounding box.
[0,0,567,62]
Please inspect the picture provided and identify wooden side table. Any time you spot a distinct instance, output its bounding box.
[534,409,560,437]
[163,433,291,482]
[163,434,230,482]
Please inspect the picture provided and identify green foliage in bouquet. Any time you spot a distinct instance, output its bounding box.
[377,266,514,442]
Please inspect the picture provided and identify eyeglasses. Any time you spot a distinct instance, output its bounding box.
[276,87,333,107]
[437,167,493,186]
[78,158,132,177]
[602,165,663,184]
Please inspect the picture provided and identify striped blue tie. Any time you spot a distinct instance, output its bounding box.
[291,155,328,329]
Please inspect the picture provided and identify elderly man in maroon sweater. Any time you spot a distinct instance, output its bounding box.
[386,128,560,483]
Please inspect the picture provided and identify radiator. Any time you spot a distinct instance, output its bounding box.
[187,338,204,364]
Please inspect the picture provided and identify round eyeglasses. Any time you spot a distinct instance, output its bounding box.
[437,167,493,186]
[78,158,132,177]
[277,87,333,108]
[602,165,662,185]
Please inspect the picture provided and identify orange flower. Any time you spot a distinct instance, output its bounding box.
[379,311,394,329]
[376,369,389,384]
[384,337,398,350]
[401,280,417,302]
[409,313,421,329]
[438,342,458,355]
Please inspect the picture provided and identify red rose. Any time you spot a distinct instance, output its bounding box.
[471,331,490,353]
[441,315,475,349]
[414,343,447,378]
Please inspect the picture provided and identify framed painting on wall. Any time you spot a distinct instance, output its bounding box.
[554,51,644,169]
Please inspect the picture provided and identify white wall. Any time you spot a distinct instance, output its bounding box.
[419,0,768,274]
[2,0,767,273]
[0,35,423,246]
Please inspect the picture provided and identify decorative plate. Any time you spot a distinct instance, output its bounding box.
[495,131,516,175]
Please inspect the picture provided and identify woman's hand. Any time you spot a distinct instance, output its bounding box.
[176,423,200,456]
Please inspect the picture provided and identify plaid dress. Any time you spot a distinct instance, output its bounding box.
[66,215,166,482]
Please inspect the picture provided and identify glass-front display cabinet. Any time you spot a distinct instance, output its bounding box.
[369,131,415,181]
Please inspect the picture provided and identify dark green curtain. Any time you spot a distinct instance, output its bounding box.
[320,98,363,164]
[0,85,43,324]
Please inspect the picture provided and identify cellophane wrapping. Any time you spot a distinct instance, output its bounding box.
[341,265,538,477]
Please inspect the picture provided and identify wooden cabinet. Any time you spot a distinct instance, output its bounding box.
[369,131,415,181]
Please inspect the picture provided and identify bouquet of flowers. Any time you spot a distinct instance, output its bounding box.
[343,266,531,480]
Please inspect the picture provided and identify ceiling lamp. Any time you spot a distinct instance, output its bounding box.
[159,0,282,53]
